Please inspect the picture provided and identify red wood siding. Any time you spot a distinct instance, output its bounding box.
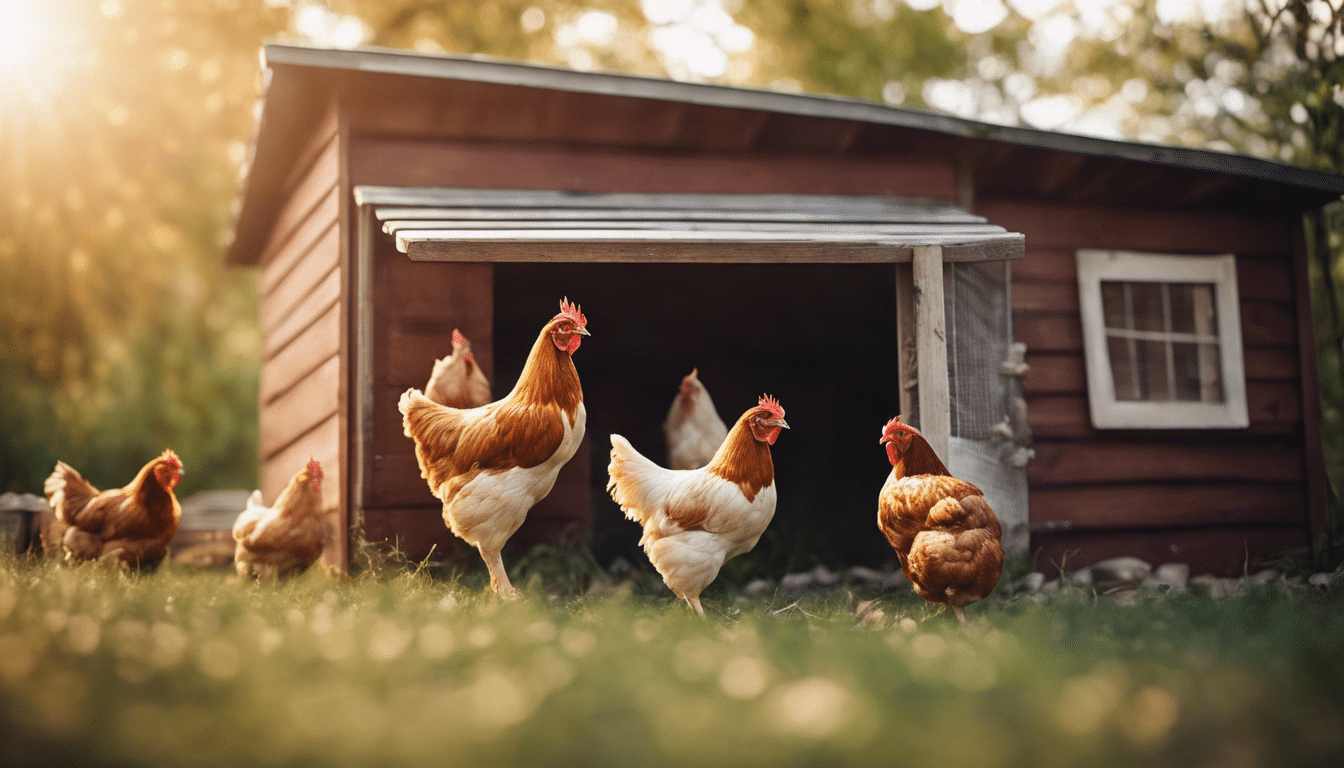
[348,138,959,200]
[981,198,1311,575]
[256,117,342,529]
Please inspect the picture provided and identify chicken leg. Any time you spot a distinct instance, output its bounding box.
[480,546,522,599]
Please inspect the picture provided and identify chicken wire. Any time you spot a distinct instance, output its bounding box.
[906,260,1030,558]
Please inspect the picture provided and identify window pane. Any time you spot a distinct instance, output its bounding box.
[1107,335,1140,400]
[1199,342,1224,402]
[1168,282,1218,337]
[1139,339,1170,400]
[1100,280,1128,330]
[1172,342,1200,401]
[1129,282,1166,332]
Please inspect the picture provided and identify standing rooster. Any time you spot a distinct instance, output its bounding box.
[425,329,491,409]
[877,417,1003,623]
[233,458,326,580]
[663,368,728,470]
[399,298,589,597]
[608,395,789,617]
[43,450,184,569]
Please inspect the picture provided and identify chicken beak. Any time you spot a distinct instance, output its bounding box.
[771,418,790,430]
[575,326,591,337]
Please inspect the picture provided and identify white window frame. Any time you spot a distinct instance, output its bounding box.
[1076,249,1249,429]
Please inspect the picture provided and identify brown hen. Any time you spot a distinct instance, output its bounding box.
[876,417,1002,623]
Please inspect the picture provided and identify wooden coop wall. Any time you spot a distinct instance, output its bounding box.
[256,110,343,555]
[345,135,965,564]
[984,197,1313,574]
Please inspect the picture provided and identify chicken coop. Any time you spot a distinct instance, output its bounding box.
[229,43,1344,575]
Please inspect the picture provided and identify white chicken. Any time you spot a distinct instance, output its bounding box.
[663,368,729,470]
[608,395,789,617]
[425,329,491,409]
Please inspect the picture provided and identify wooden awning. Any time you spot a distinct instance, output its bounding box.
[355,187,1024,264]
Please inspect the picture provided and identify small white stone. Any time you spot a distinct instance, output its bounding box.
[1308,572,1334,589]
[1246,569,1279,586]
[1067,568,1094,588]
[1151,563,1190,591]
[844,566,886,585]
[810,565,840,586]
[779,572,813,591]
[1012,572,1045,594]
[1090,557,1153,589]
[744,579,776,599]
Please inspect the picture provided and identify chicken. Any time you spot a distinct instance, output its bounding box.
[608,395,789,617]
[876,417,1003,623]
[663,367,729,470]
[425,328,491,409]
[42,450,184,569]
[399,298,590,597]
[233,458,326,579]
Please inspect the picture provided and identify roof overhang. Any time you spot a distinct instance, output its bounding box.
[230,43,1344,264]
[355,187,1024,264]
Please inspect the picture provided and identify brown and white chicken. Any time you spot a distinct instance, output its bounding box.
[663,368,728,470]
[43,450,184,569]
[400,299,589,597]
[877,417,1003,623]
[425,328,491,409]
[608,395,789,617]
[233,458,326,579]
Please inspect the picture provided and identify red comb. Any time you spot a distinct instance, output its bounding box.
[307,457,323,478]
[559,297,587,328]
[758,394,784,419]
[452,329,468,347]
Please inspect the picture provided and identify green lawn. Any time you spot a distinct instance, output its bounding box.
[1,549,1341,768]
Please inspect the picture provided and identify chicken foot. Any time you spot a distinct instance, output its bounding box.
[479,546,522,599]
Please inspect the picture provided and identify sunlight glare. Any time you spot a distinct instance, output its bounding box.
[0,0,45,78]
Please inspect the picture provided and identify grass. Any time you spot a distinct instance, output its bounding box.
[1,549,1343,768]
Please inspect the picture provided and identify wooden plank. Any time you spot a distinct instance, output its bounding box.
[260,412,340,514]
[363,189,988,219]
[1292,218,1330,557]
[977,198,1293,256]
[260,302,341,403]
[260,355,340,460]
[895,263,916,422]
[914,245,950,461]
[1027,441,1304,484]
[403,235,1025,264]
[263,267,341,359]
[259,223,339,335]
[1030,525,1310,578]
[1029,482,1306,529]
[348,138,961,200]
[1237,257,1295,302]
[257,137,340,277]
[1015,313,1085,352]
[1239,300,1298,347]
[1026,392,1298,438]
[359,506,463,564]
[388,220,1012,237]
[260,185,341,298]
[1012,247,1082,283]
[1012,281,1078,313]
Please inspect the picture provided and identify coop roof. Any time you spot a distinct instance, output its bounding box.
[356,186,1023,263]
[230,43,1344,263]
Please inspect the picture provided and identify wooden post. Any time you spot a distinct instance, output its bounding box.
[914,245,950,463]
[895,262,916,425]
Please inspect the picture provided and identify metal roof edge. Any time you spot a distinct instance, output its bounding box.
[265,42,1344,197]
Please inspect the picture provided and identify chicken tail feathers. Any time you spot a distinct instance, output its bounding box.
[45,461,98,525]
[606,434,666,525]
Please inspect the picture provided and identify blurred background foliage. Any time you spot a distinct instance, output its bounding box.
[0,0,1339,556]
